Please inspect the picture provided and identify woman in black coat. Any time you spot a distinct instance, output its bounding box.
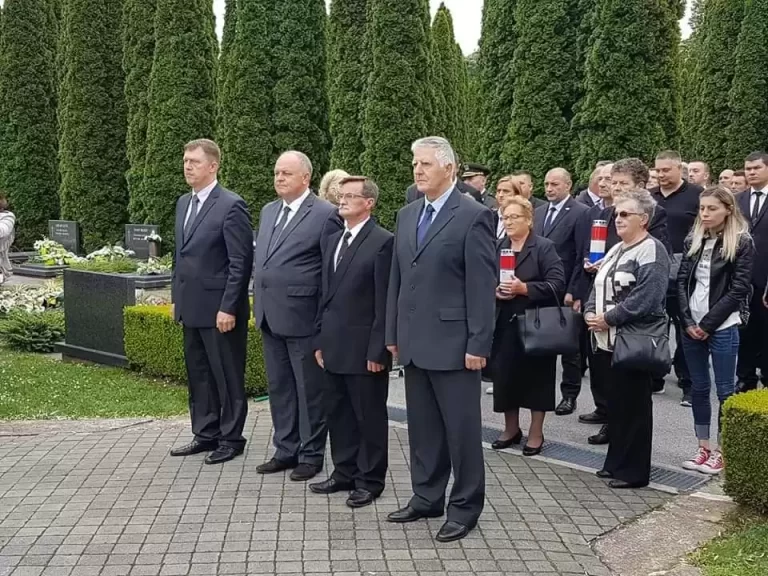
[490,196,565,456]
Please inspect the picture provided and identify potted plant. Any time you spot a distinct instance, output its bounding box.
[146,232,162,258]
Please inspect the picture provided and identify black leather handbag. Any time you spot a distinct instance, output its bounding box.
[611,314,671,377]
[516,282,581,356]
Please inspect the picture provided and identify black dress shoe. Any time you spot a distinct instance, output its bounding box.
[609,479,648,489]
[387,506,443,523]
[596,469,613,478]
[522,439,544,457]
[204,445,243,465]
[169,440,217,457]
[555,397,577,415]
[588,425,609,445]
[290,463,321,482]
[491,429,523,450]
[346,489,378,508]
[578,411,608,424]
[309,478,354,494]
[436,521,471,543]
[256,457,298,474]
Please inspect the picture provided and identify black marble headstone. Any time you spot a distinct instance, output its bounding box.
[56,269,136,366]
[48,220,81,254]
[125,224,159,259]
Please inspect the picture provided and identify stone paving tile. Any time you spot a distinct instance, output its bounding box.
[0,412,672,576]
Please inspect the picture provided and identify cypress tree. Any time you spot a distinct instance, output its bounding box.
[654,0,684,150]
[215,0,237,144]
[454,43,470,158]
[727,0,768,164]
[123,0,156,223]
[502,0,580,182]
[271,0,329,180]
[679,0,706,158]
[327,0,368,173]
[217,0,274,218]
[58,0,128,251]
[0,0,59,248]
[430,5,461,149]
[142,0,217,248]
[362,0,431,229]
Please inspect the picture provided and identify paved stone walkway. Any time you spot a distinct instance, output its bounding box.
[0,409,671,576]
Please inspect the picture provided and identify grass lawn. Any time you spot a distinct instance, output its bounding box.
[0,349,189,420]
[692,510,768,576]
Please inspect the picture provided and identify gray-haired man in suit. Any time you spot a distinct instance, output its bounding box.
[253,151,343,481]
[386,136,496,542]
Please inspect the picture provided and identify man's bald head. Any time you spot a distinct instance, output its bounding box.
[544,168,572,202]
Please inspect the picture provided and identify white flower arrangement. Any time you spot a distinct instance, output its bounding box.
[31,238,83,266]
[85,245,135,261]
[137,257,172,276]
[146,231,162,243]
[0,281,63,315]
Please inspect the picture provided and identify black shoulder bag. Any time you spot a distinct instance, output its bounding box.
[516,282,581,356]
[611,314,671,377]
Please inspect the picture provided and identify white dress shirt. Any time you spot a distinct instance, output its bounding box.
[749,187,767,216]
[184,180,217,227]
[334,218,370,270]
[419,181,456,226]
[545,196,570,227]
[587,190,602,208]
[276,189,311,229]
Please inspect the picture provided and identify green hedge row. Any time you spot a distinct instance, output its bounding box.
[722,390,768,512]
[123,305,268,397]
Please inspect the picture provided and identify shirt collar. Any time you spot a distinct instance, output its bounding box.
[192,180,217,203]
[283,188,311,212]
[751,187,768,195]
[549,196,569,211]
[424,181,456,213]
[343,217,370,240]
[587,189,601,205]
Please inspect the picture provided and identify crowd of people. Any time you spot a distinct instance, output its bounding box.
[166,136,768,543]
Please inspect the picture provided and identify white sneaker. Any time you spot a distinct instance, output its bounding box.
[485,386,494,395]
[700,451,724,475]
[682,447,710,472]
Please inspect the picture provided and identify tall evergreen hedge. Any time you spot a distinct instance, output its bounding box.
[58,0,128,251]
[362,0,431,229]
[123,0,157,223]
[215,0,237,147]
[0,0,60,248]
[142,0,217,248]
[430,5,461,151]
[327,0,368,173]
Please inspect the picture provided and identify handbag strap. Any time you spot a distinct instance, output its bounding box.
[544,281,567,325]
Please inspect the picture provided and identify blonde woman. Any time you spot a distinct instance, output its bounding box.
[318,169,349,206]
[0,194,15,285]
[493,176,524,239]
[677,185,754,475]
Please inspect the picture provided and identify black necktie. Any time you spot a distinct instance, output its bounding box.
[183,196,199,240]
[335,231,352,270]
[417,204,435,247]
[544,205,557,234]
[269,205,291,252]
[752,191,763,223]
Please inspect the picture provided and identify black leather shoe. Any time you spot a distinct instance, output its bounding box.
[436,521,470,543]
[346,489,378,508]
[387,506,443,523]
[491,429,523,450]
[578,411,608,424]
[204,445,243,465]
[169,440,217,457]
[555,397,577,415]
[290,463,321,482]
[588,425,609,445]
[522,439,544,457]
[256,457,298,474]
[596,469,613,478]
[309,478,354,494]
[609,479,648,489]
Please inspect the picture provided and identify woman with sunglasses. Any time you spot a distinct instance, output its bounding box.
[677,186,753,475]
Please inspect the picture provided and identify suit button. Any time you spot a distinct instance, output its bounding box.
[409,307,415,312]
[412,262,417,267]
[410,285,415,290]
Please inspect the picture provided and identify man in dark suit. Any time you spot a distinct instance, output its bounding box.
[461,163,498,210]
[169,139,254,465]
[576,166,605,209]
[309,176,394,508]
[253,151,343,481]
[534,168,589,415]
[736,151,768,391]
[386,136,496,543]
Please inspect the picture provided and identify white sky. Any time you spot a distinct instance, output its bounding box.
[213,0,694,56]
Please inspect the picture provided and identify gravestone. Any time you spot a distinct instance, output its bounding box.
[48,220,81,254]
[56,269,136,366]
[125,224,158,259]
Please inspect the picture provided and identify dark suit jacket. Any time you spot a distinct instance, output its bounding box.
[575,188,598,208]
[172,184,253,328]
[386,188,496,371]
[406,180,482,204]
[533,197,589,296]
[737,191,768,290]
[530,196,547,210]
[315,219,394,375]
[253,192,342,337]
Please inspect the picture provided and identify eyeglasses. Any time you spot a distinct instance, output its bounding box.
[338,193,367,201]
[616,210,641,219]
[502,214,526,222]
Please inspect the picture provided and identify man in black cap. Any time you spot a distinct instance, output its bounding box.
[461,163,497,210]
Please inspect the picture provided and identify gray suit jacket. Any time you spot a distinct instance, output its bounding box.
[253,192,342,338]
[386,188,496,371]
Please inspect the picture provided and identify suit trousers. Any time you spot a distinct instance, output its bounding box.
[261,320,327,466]
[404,364,485,527]
[736,288,768,389]
[585,342,610,417]
[560,325,588,399]
[325,371,389,494]
[183,323,248,449]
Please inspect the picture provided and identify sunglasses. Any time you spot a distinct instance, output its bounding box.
[616,210,641,219]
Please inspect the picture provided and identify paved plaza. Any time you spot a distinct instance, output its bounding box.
[0,406,673,576]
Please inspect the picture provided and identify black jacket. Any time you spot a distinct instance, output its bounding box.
[676,232,754,334]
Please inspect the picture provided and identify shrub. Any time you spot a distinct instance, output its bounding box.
[0,309,65,353]
[124,305,268,397]
[70,257,138,274]
[0,281,63,315]
[722,390,768,512]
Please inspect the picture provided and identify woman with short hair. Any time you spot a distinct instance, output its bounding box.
[0,194,15,285]
[318,169,350,206]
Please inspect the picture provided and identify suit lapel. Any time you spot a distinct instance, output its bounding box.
[515,233,537,270]
[181,185,220,248]
[268,192,314,259]
[321,229,342,305]
[327,219,374,302]
[415,189,460,258]
[545,198,572,237]
[176,193,191,249]
[260,202,281,262]
[753,191,768,228]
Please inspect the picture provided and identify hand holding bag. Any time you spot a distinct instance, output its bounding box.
[611,314,671,377]
[516,282,581,356]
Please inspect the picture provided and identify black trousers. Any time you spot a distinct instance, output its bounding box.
[653,293,691,391]
[560,324,588,399]
[601,351,653,485]
[736,288,768,389]
[325,371,389,494]
[585,342,610,417]
[183,322,248,449]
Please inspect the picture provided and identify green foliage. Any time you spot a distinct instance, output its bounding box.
[31,238,80,266]
[70,258,138,274]
[58,0,128,252]
[0,281,63,315]
[122,0,157,223]
[217,0,274,219]
[722,390,768,512]
[454,46,471,160]
[124,305,268,397]
[0,309,64,353]
[727,0,768,166]
[430,5,464,155]
[142,0,217,250]
[691,511,768,576]
[362,0,431,229]
[0,0,60,248]
[328,0,369,173]
[215,0,237,154]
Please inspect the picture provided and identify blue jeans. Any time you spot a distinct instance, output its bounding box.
[681,326,740,441]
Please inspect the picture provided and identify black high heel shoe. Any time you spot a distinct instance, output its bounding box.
[522,438,544,456]
[491,429,523,450]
